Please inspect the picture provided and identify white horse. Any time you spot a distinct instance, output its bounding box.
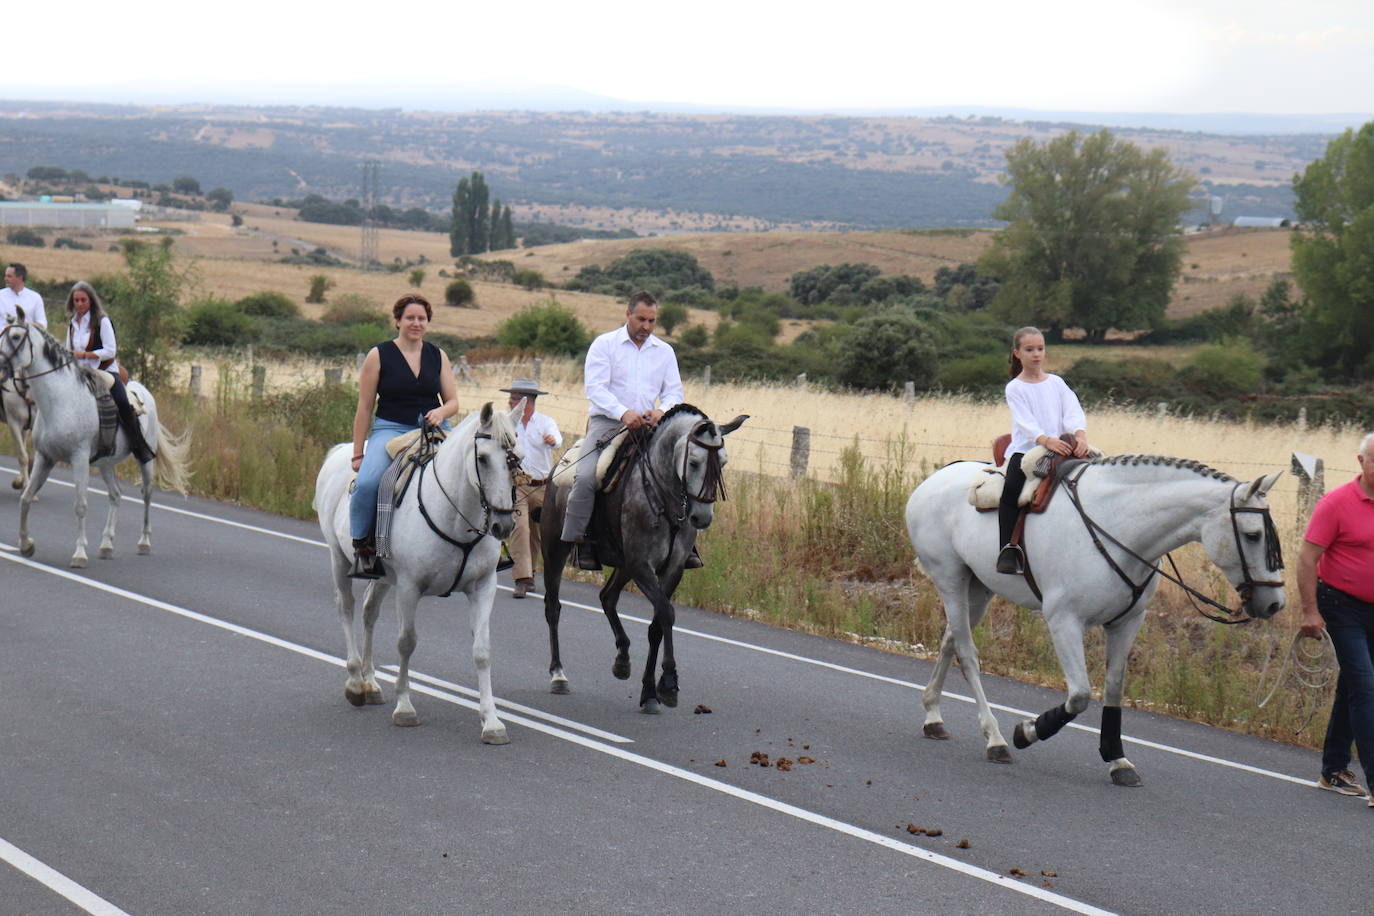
[314,402,522,744]
[907,454,1286,786]
[0,321,191,566]
[0,375,34,492]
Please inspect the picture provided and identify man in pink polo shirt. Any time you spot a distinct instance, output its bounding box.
[1297,432,1374,804]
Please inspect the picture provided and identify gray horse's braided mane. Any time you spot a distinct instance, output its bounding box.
[1089,453,1236,482]
[29,324,100,395]
[660,403,706,424]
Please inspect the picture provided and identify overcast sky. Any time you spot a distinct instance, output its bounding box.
[14,0,1373,113]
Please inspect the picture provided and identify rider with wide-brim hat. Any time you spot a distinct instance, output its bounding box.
[500,377,562,598]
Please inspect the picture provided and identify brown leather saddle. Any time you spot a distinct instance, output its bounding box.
[983,433,1080,516]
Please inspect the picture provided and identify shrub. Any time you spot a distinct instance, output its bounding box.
[53,237,93,251]
[445,278,476,308]
[658,301,688,336]
[408,268,426,288]
[6,228,44,247]
[1065,357,1181,403]
[495,299,590,356]
[937,354,1007,393]
[835,308,940,391]
[1181,341,1266,397]
[306,274,333,304]
[322,293,385,326]
[236,291,300,318]
[511,268,545,290]
[185,298,257,347]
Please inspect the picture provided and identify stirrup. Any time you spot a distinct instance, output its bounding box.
[496,543,515,573]
[996,544,1025,575]
[349,537,384,580]
[575,541,602,571]
[684,545,704,569]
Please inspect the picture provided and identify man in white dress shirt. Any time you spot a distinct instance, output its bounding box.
[2,264,48,328]
[501,378,563,598]
[561,291,684,569]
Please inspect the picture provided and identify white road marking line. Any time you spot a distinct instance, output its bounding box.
[0,836,131,916]
[377,665,634,744]
[3,463,1314,789]
[0,549,1111,916]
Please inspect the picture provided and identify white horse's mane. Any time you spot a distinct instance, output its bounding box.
[1089,454,1236,482]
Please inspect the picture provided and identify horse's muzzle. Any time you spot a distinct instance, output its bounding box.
[490,511,516,540]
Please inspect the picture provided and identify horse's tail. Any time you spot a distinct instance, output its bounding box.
[153,421,193,495]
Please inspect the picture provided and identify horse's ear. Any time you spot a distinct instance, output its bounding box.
[479,401,493,426]
[719,414,749,435]
[507,396,527,420]
[1246,470,1283,500]
[14,305,25,323]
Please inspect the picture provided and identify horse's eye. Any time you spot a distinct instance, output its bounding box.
[689,460,700,470]
[1244,532,1261,543]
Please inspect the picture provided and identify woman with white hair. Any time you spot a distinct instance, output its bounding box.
[64,281,155,464]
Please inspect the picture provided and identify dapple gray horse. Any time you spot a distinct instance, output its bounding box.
[0,374,33,492]
[907,454,1285,786]
[0,320,191,566]
[540,404,747,712]
[314,402,522,744]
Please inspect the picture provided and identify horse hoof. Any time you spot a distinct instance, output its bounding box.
[70,556,87,569]
[1012,721,1037,750]
[392,710,420,727]
[986,744,1014,764]
[923,722,951,740]
[137,544,151,556]
[99,547,113,559]
[550,679,571,695]
[482,728,510,745]
[1110,765,1143,788]
[639,699,661,715]
[657,688,679,708]
[10,479,21,489]
[611,659,631,680]
[19,541,34,558]
[364,688,385,706]
[345,687,367,707]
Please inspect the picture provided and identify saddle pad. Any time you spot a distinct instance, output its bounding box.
[551,428,630,492]
[967,446,1050,509]
[91,392,120,461]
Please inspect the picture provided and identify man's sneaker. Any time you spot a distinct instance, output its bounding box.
[1318,769,1367,796]
[1368,793,1373,808]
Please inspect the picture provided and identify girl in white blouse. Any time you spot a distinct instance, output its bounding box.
[64,281,154,463]
[997,326,1091,574]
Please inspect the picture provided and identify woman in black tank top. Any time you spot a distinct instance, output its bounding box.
[347,294,460,577]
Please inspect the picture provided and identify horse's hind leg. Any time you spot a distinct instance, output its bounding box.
[96,464,121,558]
[922,577,992,740]
[68,455,92,568]
[541,493,573,694]
[599,567,634,681]
[136,457,154,555]
[932,571,1011,761]
[357,581,388,705]
[1100,612,1146,787]
[18,452,55,558]
[1012,611,1090,753]
[7,414,27,490]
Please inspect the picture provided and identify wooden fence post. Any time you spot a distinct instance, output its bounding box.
[532,357,543,384]
[324,367,342,386]
[189,364,202,398]
[251,365,266,399]
[795,372,807,388]
[702,365,711,392]
[455,354,477,386]
[355,352,366,373]
[1291,451,1325,529]
[903,381,915,406]
[790,426,811,478]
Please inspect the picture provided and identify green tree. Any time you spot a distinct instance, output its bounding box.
[1290,122,1374,378]
[408,267,426,288]
[306,274,333,304]
[450,171,493,256]
[657,301,688,336]
[236,291,299,318]
[184,297,256,346]
[101,238,191,389]
[206,187,233,210]
[445,278,475,308]
[496,300,591,356]
[835,308,941,391]
[499,205,515,250]
[980,129,1193,343]
[172,176,201,195]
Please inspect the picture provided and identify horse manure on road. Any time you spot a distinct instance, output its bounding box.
[693,704,712,714]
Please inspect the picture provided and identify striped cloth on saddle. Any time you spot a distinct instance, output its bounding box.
[91,391,120,460]
[375,427,446,559]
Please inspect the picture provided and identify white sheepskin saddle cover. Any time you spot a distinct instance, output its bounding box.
[967,446,1051,509]
[551,427,630,491]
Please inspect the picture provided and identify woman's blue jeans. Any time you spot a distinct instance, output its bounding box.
[1318,582,1374,788]
[349,418,417,540]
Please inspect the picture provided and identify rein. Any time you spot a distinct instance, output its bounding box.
[0,326,76,382]
[1060,464,1283,627]
[414,426,518,597]
[638,420,727,535]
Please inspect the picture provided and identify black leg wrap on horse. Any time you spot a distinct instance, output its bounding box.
[1034,703,1077,742]
[1099,706,1125,762]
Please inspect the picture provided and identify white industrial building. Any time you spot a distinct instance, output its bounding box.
[0,201,138,229]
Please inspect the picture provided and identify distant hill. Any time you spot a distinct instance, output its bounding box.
[0,101,1327,232]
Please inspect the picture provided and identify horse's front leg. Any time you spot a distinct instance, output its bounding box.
[599,567,634,681]
[96,463,121,558]
[18,452,55,558]
[465,572,509,745]
[542,547,571,694]
[68,455,92,568]
[7,415,28,490]
[630,569,676,713]
[1013,609,1090,752]
[357,580,388,705]
[390,584,423,727]
[1099,611,1146,787]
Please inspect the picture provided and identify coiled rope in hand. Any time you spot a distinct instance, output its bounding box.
[1255,621,1339,734]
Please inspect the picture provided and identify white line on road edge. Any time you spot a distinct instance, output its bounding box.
[1,548,1111,916]
[4,464,1312,789]
[0,837,130,916]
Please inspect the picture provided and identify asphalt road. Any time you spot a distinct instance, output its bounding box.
[0,462,1369,915]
